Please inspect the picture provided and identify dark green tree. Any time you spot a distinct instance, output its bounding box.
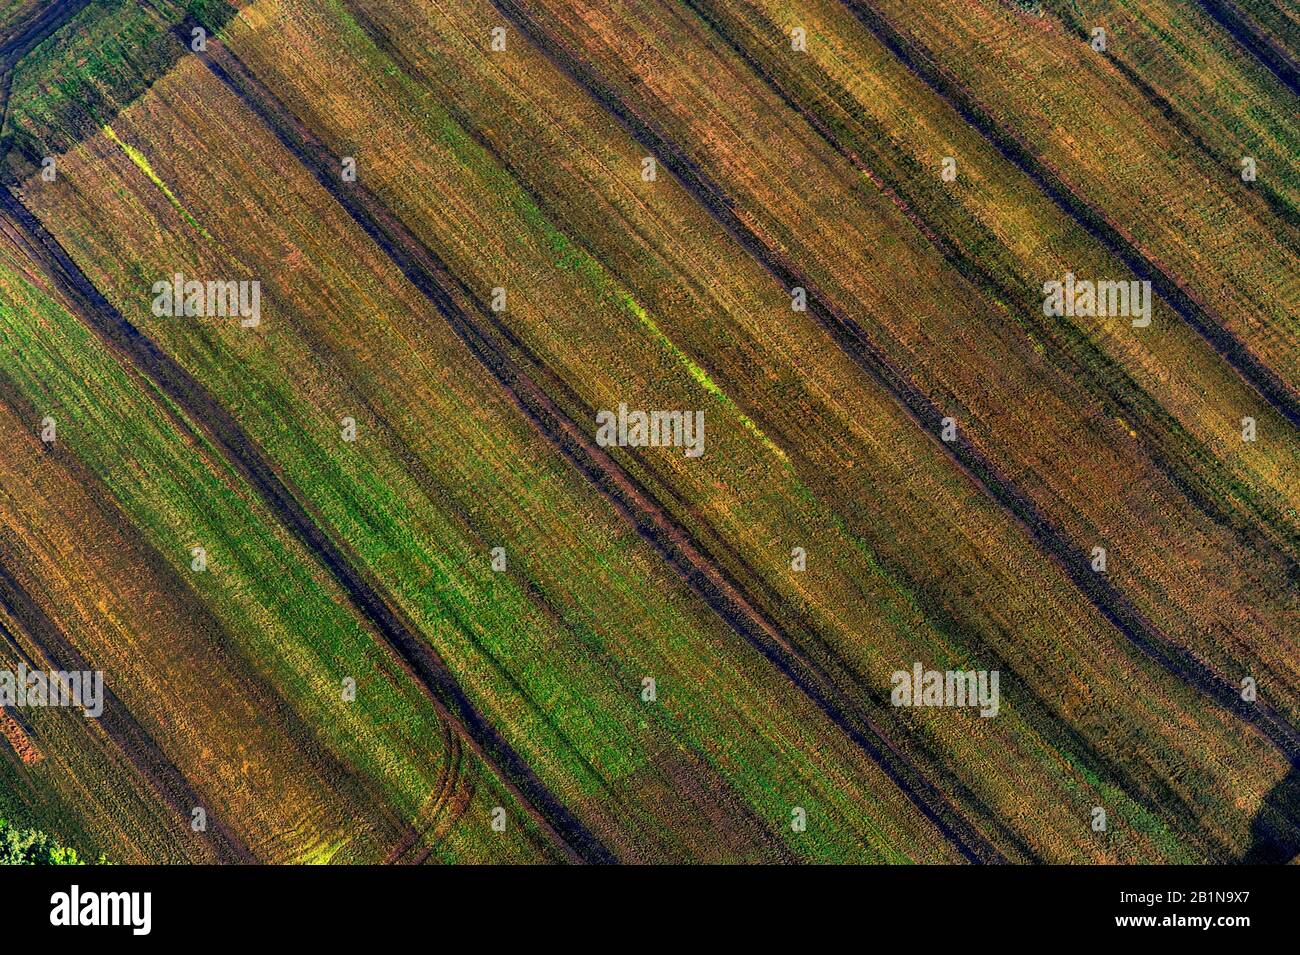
[0,818,96,865]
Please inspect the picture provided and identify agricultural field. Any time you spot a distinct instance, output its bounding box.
[0,0,1295,865]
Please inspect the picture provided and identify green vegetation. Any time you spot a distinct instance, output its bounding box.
[0,818,101,865]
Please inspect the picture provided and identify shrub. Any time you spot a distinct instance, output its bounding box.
[0,818,101,865]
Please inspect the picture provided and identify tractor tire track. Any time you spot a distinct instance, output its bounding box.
[385,723,458,864]
[1197,0,1300,96]
[0,0,91,157]
[0,0,89,68]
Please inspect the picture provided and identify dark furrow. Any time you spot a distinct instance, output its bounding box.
[0,0,89,148]
[0,0,89,67]
[1197,0,1300,96]
[490,0,1300,765]
[0,558,254,862]
[833,0,1300,428]
[0,72,12,143]
[187,22,1003,863]
[0,185,610,865]
[1044,7,1298,234]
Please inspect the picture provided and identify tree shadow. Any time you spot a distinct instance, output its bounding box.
[1241,761,1300,864]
